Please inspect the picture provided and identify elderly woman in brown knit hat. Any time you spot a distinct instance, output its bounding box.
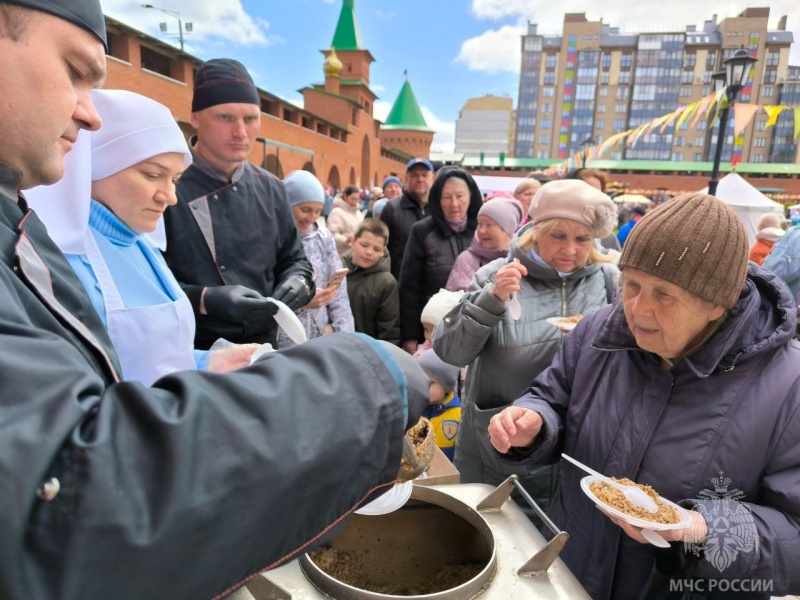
[486,193,800,599]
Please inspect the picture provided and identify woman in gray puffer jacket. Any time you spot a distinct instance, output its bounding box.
[488,194,800,599]
[433,180,618,514]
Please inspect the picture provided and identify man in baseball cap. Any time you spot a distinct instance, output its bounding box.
[380,156,436,278]
[0,3,429,597]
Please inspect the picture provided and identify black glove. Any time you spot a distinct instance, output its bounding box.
[271,275,312,311]
[377,341,430,431]
[203,285,278,322]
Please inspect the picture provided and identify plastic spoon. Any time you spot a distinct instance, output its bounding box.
[507,293,521,320]
[506,259,522,320]
[561,453,658,513]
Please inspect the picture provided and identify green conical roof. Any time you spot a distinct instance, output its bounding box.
[331,0,362,50]
[383,78,431,131]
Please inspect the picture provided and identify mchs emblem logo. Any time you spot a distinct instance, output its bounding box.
[686,472,757,573]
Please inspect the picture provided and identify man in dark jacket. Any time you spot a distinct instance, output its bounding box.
[399,167,483,353]
[489,194,800,599]
[0,2,428,598]
[164,58,314,349]
[379,157,434,279]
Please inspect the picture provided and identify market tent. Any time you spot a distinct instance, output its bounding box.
[698,173,785,244]
[471,175,527,196]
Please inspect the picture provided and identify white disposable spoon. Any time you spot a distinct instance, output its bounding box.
[562,453,658,513]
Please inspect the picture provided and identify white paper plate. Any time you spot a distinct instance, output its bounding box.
[267,298,308,345]
[546,316,579,333]
[355,481,413,516]
[580,476,693,531]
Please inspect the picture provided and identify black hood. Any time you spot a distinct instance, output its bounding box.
[427,167,483,236]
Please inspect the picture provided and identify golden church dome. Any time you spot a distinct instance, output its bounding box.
[323,48,344,77]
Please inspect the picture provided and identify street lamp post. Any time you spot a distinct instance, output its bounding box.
[708,48,758,196]
[141,4,190,52]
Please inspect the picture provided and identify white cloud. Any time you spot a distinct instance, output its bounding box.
[103,0,273,48]
[375,11,397,22]
[371,83,386,93]
[468,1,800,63]
[456,25,524,74]
[373,100,392,123]
[422,107,456,154]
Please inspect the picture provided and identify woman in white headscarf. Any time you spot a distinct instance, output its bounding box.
[26,89,256,385]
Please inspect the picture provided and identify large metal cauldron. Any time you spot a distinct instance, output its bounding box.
[229,478,589,600]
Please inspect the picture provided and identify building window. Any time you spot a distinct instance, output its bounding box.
[762,86,775,98]
[680,86,692,97]
[140,46,173,78]
[620,54,632,68]
[706,51,717,69]
[618,71,631,84]
[602,53,612,69]
[599,87,608,97]
[694,153,703,161]
[672,152,683,161]
[544,72,556,85]
[536,150,549,158]
[598,103,606,113]
[540,119,552,129]
[764,70,777,84]
[696,119,707,131]
[545,54,557,69]
[674,137,685,147]
[683,52,697,68]
[596,119,605,129]
[766,50,780,67]
[692,136,704,147]
[756,119,766,131]
[600,72,609,85]
[752,154,765,163]
[754,137,767,148]
[615,103,627,113]
[614,119,626,130]
[543,86,555,97]
[542,103,552,114]
[616,88,629,100]
[681,71,693,84]
[539,134,550,144]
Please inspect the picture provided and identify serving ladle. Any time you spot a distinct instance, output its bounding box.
[561,453,658,513]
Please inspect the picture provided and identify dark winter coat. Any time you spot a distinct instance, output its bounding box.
[0,164,411,600]
[499,264,800,599]
[341,248,400,345]
[398,168,483,343]
[379,191,428,280]
[165,149,313,349]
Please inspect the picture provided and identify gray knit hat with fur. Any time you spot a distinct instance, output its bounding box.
[618,193,748,308]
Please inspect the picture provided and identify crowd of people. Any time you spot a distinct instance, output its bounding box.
[1,1,799,599]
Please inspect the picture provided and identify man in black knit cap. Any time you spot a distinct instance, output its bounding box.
[0,3,429,598]
[165,58,315,348]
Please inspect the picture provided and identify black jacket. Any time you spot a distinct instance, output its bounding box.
[165,150,313,348]
[398,168,483,343]
[1,163,410,600]
[379,191,428,280]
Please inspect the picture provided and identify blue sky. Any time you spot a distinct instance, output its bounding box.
[102,1,800,153]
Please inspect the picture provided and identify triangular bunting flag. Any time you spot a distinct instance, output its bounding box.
[763,105,784,129]
[794,108,800,140]
[733,103,760,137]
[676,101,699,130]
[660,106,685,134]
[691,95,714,127]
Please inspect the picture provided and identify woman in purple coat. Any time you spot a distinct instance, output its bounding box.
[488,193,800,599]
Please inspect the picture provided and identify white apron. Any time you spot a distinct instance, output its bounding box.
[84,231,197,385]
